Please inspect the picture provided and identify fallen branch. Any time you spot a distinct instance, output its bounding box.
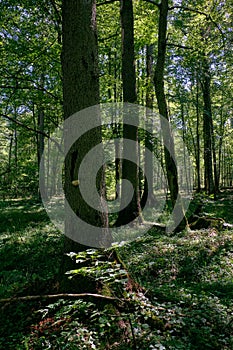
[0,293,124,304]
[143,221,166,232]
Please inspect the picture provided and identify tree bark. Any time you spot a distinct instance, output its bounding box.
[195,76,201,192]
[142,44,157,208]
[153,0,187,232]
[201,57,215,196]
[38,107,46,200]
[115,0,141,226]
[62,0,110,261]
[13,107,18,197]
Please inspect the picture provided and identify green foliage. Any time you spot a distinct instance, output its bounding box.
[119,232,233,348]
[0,198,63,348]
[0,0,62,197]
[27,299,102,349]
[23,247,166,349]
[66,249,128,288]
[21,224,233,349]
[0,0,232,196]
[1,193,233,349]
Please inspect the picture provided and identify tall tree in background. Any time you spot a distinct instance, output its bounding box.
[0,0,232,207]
[201,55,215,195]
[153,0,187,231]
[62,0,109,250]
[115,0,141,226]
[199,22,219,196]
[142,44,157,208]
[0,1,62,197]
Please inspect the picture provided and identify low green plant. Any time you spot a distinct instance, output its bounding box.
[1,192,233,349]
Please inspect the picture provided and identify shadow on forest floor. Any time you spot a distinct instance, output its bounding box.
[203,189,233,224]
[0,190,233,349]
[0,198,49,234]
[0,198,64,347]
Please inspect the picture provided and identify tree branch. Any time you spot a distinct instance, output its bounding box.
[0,293,124,304]
[169,6,225,41]
[98,32,120,43]
[1,114,63,154]
[2,114,50,138]
[0,84,62,103]
[49,0,62,24]
[167,43,194,50]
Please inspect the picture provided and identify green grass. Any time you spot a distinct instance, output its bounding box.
[0,191,233,349]
[203,190,233,224]
[0,198,64,349]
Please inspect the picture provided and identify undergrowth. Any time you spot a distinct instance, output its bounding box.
[0,191,233,349]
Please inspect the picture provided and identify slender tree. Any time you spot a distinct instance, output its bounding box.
[153,0,187,231]
[141,44,157,207]
[115,0,141,226]
[201,55,215,195]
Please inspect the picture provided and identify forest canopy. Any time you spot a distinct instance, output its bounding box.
[0,0,232,201]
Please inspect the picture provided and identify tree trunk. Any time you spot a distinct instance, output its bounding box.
[113,124,121,199]
[218,96,225,188]
[61,0,110,265]
[201,57,215,196]
[13,108,18,197]
[38,108,46,200]
[153,0,187,232]
[115,0,141,226]
[180,99,190,192]
[142,44,157,208]
[195,76,201,192]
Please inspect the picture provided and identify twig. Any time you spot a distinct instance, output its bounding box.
[128,312,137,350]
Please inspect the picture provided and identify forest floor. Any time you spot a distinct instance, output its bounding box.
[0,190,233,349]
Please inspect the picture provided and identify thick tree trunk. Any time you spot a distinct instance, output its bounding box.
[153,0,187,232]
[115,0,141,226]
[62,0,110,261]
